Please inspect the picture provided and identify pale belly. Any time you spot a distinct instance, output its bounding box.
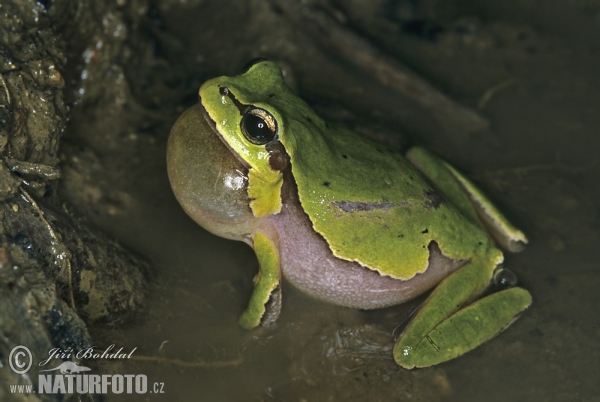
[271,190,466,310]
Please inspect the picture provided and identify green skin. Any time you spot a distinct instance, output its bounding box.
[167,60,532,369]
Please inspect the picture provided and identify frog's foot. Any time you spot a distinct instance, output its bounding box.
[239,231,282,329]
[393,259,532,369]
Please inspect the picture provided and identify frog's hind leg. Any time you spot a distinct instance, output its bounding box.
[393,257,532,369]
[406,146,528,252]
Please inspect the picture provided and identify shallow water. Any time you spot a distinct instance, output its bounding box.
[62,1,600,401]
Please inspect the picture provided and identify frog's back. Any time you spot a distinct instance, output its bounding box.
[278,122,494,280]
[272,175,466,309]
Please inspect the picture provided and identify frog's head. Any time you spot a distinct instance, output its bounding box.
[167,60,310,242]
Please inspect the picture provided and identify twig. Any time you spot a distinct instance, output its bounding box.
[269,0,489,133]
[0,74,11,105]
[5,158,62,180]
[478,79,518,111]
[474,158,598,180]
[19,189,77,310]
[130,354,243,368]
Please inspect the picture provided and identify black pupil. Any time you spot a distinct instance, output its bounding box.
[245,114,273,142]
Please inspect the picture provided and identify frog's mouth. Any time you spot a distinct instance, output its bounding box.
[198,97,252,171]
[198,98,218,132]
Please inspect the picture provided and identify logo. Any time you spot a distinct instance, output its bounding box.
[40,361,91,374]
[7,344,165,396]
[8,345,32,375]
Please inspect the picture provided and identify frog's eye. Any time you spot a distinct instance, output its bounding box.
[241,108,278,145]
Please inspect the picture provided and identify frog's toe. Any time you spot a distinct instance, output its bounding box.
[394,287,532,369]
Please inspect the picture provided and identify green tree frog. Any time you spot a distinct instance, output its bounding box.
[166,60,532,369]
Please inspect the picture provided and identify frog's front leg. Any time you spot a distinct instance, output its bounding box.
[239,230,282,329]
[394,255,532,369]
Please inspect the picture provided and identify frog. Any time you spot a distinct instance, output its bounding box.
[166,59,532,369]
